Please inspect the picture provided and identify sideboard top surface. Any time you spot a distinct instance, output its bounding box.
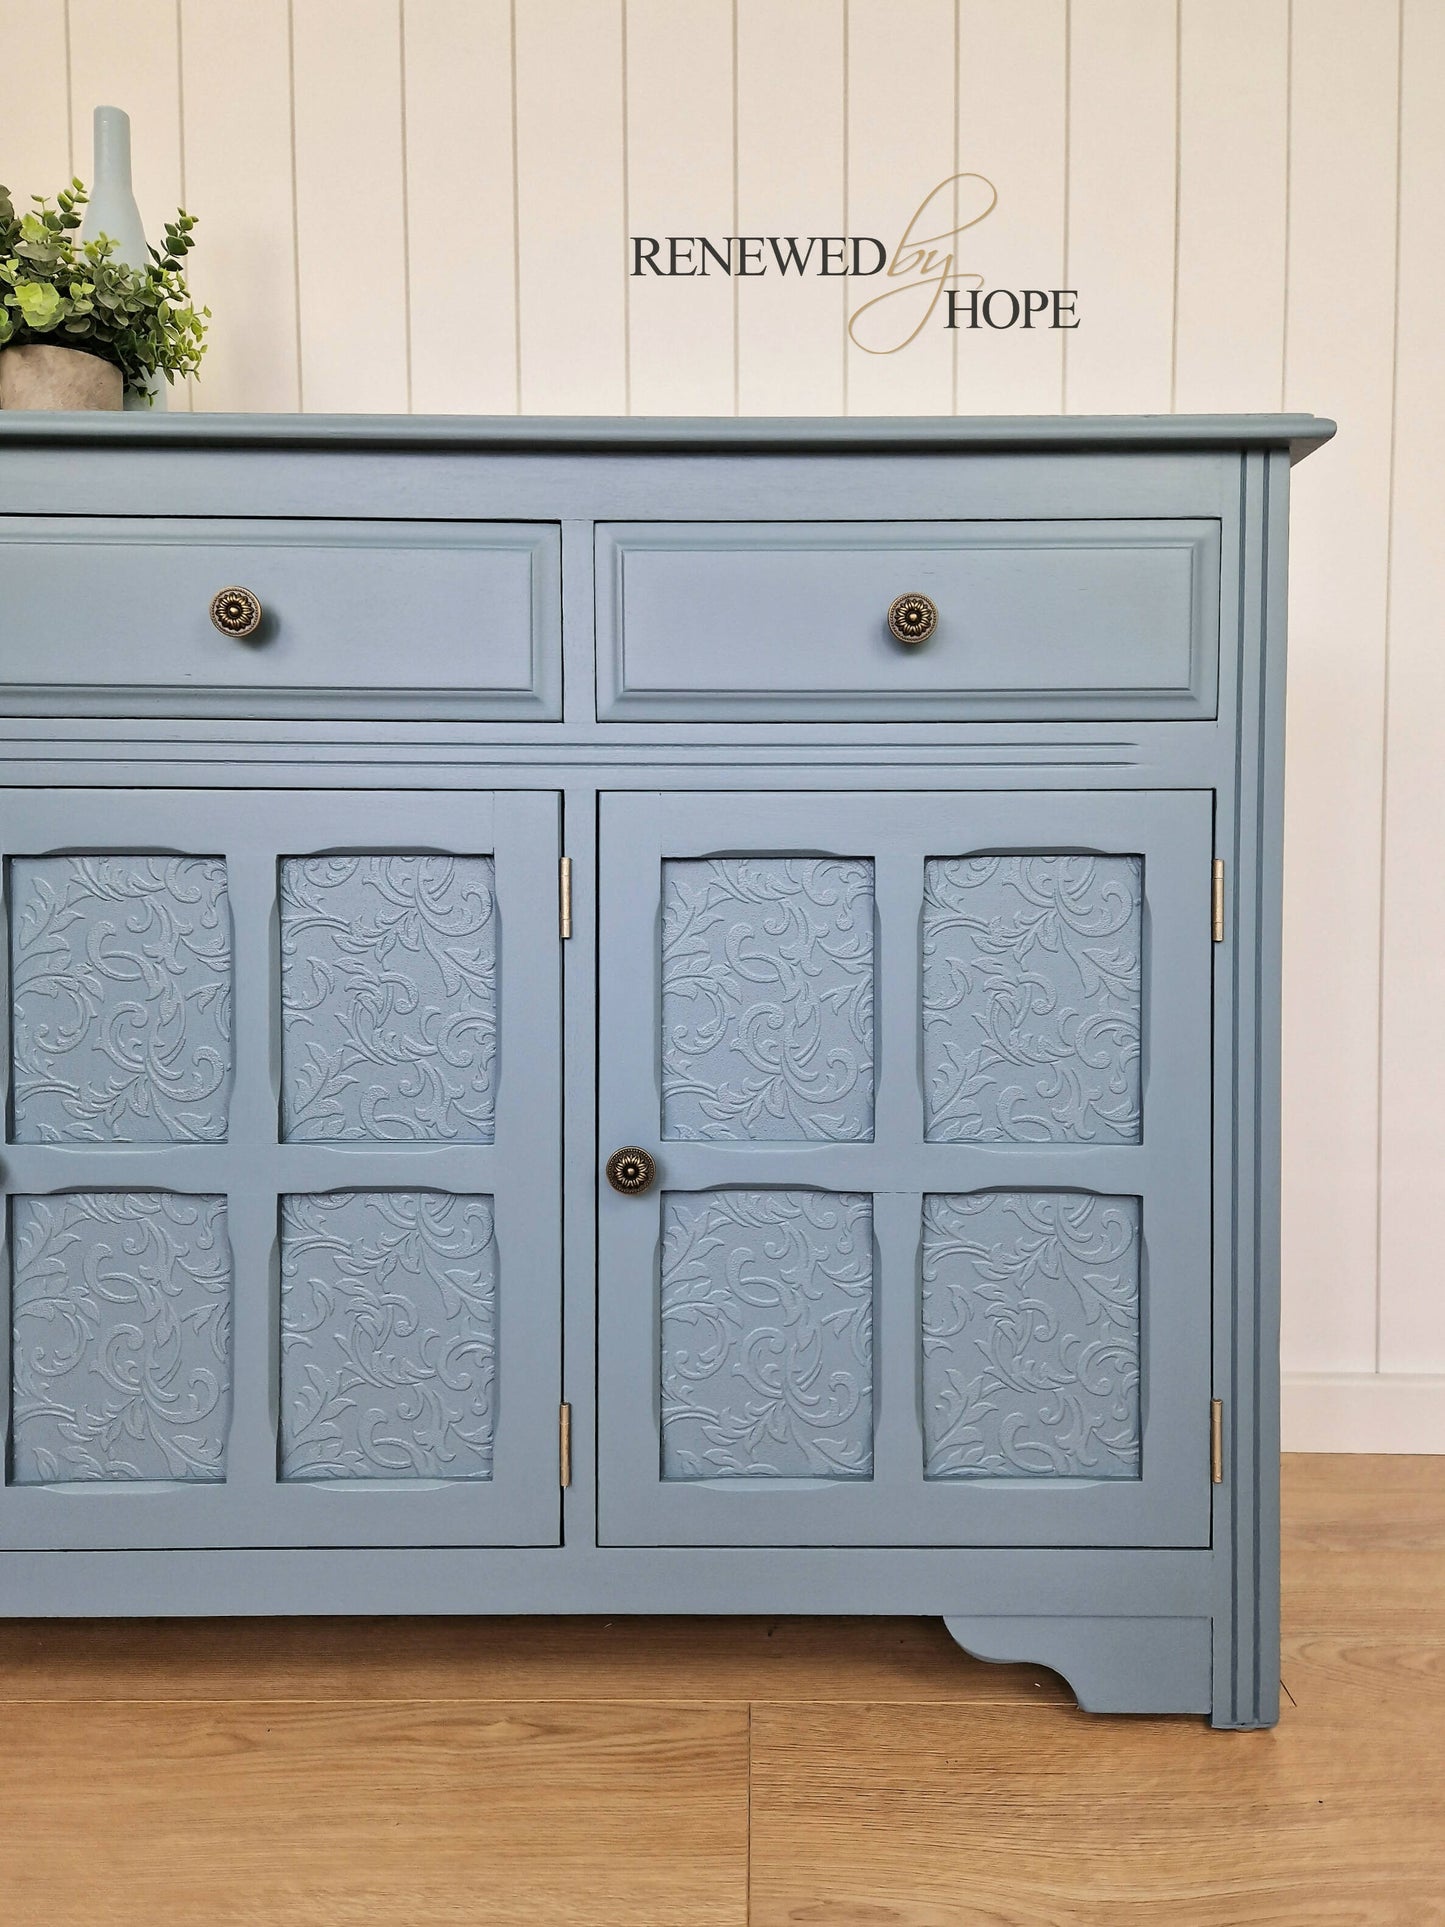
[0,410,1337,462]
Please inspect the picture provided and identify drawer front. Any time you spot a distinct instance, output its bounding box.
[0,518,560,718]
[597,520,1219,721]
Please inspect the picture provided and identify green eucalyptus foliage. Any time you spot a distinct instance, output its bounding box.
[0,178,207,400]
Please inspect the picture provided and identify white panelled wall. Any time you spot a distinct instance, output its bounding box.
[3,0,1441,1449]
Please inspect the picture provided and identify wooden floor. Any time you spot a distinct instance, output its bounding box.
[0,1456,1441,1925]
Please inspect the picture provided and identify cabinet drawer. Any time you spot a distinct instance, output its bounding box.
[597,520,1219,721]
[0,518,560,718]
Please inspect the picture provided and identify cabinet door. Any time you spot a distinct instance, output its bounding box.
[0,789,561,1549]
[598,790,1212,1548]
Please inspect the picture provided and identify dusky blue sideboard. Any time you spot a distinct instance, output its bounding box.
[0,411,1334,1727]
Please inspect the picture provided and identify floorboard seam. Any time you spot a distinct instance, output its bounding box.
[0,1691,1070,1709]
[0,1693,762,1708]
[746,1701,753,1927]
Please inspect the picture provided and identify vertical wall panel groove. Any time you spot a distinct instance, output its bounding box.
[841,0,850,412]
[286,0,304,410]
[1374,1,1405,1375]
[181,0,299,411]
[1280,0,1399,1375]
[1167,0,1180,407]
[949,0,960,419]
[291,0,408,411]
[1173,0,1288,413]
[396,0,412,413]
[847,0,963,418]
[402,0,517,415]
[0,2,73,209]
[1279,0,1293,409]
[67,0,183,226]
[953,0,1067,415]
[1379,0,1445,1373]
[1059,0,1071,410]
[624,0,734,416]
[735,0,846,415]
[174,0,190,413]
[1062,0,1177,413]
[844,0,957,415]
[619,0,631,415]
[66,0,185,406]
[514,0,625,414]
[730,0,739,416]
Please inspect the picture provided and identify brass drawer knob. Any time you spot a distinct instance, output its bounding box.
[606,1146,657,1195]
[210,586,263,638]
[887,591,937,645]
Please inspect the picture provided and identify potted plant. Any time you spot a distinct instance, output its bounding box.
[0,178,207,409]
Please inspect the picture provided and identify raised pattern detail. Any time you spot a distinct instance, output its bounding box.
[10,856,232,1143]
[921,1190,1141,1479]
[660,1188,874,1480]
[661,858,874,1141]
[10,1191,231,1483]
[279,1190,498,1481]
[922,855,1142,1143]
[280,856,497,1142]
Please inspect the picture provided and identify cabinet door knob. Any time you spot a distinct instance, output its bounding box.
[210,586,263,638]
[887,591,937,645]
[606,1146,657,1195]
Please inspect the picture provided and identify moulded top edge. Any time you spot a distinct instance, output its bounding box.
[0,411,1337,463]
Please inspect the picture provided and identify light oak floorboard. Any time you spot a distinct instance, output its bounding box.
[1282,1450,1445,1547]
[0,1699,749,1927]
[748,1690,1445,1924]
[0,1455,1438,1922]
[748,1456,1445,1924]
[1283,1453,1445,1634]
[1284,1544,1445,1635]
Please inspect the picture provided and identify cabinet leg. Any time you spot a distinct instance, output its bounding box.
[1208,1669,1281,1731]
[943,1614,1217,1719]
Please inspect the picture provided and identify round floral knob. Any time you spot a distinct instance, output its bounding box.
[209,586,263,638]
[606,1146,657,1195]
[887,591,938,645]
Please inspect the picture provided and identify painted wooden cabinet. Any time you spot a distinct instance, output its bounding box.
[0,412,1332,1728]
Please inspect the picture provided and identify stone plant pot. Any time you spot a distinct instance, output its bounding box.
[0,342,124,410]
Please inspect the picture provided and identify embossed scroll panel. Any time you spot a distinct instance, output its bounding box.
[11,1190,232,1485]
[279,1189,499,1482]
[661,857,875,1142]
[598,790,1213,1548]
[1,789,561,1551]
[922,856,1142,1145]
[921,1190,1141,1480]
[280,856,498,1144]
[659,1188,874,1481]
[10,855,233,1144]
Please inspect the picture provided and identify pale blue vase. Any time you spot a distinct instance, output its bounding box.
[79,106,166,412]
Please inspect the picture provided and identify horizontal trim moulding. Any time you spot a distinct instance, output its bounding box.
[0,411,1337,462]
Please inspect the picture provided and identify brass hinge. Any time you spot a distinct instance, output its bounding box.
[559,1402,572,1488]
[1212,858,1225,943]
[559,856,573,940]
[1210,1398,1224,1484]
